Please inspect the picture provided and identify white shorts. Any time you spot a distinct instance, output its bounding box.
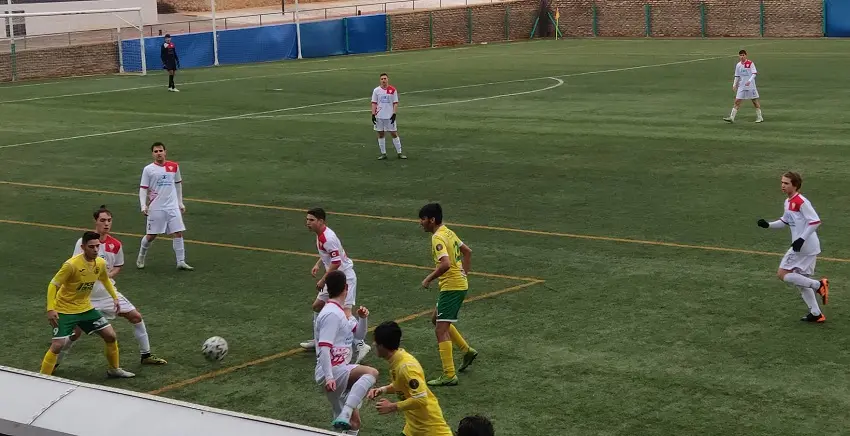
[736,86,759,100]
[779,248,817,276]
[374,117,397,132]
[317,364,357,417]
[318,270,357,308]
[91,291,136,320]
[146,208,186,235]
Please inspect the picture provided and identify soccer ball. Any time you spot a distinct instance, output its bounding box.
[202,336,228,362]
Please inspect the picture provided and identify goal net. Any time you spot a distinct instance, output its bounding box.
[0,7,146,82]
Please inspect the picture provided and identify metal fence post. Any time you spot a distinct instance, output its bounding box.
[700,2,706,37]
[591,3,598,37]
[429,10,434,47]
[759,0,764,36]
[644,4,651,37]
[467,7,472,43]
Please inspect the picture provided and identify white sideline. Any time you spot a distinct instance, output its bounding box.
[0,56,722,150]
[245,77,565,119]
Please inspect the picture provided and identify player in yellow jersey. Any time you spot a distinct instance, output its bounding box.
[418,203,478,387]
[368,321,453,436]
[40,231,135,378]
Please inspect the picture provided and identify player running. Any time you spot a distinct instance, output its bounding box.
[371,73,407,160]
[55,205,167,368]
[314,270,379,434]
[161,33,180,92]
[419,203,478,387]
[368,321,454,436]
[301,208,370,363]
[40,231,135,378]
[724,49,763,123]
[757,171,830,322]
[137,142,194,271]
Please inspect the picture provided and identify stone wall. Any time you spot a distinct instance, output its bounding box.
[0,42,119,82]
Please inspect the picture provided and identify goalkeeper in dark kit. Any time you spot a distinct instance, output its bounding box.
[161,34,180,92]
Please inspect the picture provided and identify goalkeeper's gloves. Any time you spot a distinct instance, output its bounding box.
[792,238,805,252]
[757,219,769,228]
[390,113,396,123]
[372,114,377,125]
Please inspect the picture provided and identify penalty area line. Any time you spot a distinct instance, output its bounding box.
[146,279,545,396]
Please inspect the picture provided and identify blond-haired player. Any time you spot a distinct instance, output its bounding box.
[724,49,763,123]
[757,171,830,322]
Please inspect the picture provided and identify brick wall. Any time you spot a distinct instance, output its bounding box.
[163,0,325,12]
[389,0,823,50]
[0,43,118,82]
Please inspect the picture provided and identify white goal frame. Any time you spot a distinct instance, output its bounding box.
[0,7,147,81]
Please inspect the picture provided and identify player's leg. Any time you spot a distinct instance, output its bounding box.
[168,69,180,92]
[41,315,77,375]
[118,297,167,364]
[376,126,387,160]
[388,123,406,159]
[54,326,83,369]
[343,273,370,363]
[138,211,166,268]
[332,365,378,431]
[90,319,135,378]
[724,98,743,123]
[429,291,468,386]
[777,253,828,321]
[752,96,763,123]
[168,209,193,270]
[301,294,328,349]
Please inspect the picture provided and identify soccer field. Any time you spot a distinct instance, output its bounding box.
[3,37,850,435]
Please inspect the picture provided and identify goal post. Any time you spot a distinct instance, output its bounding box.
[0,7,146,82]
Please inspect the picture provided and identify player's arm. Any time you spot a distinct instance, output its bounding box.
[423,237,451,287]
[317,241,343,285]
[391,92,398,122]
[460,242,472,274]
[758,211,789,230]
[139,168,150,214]
[175,166,186,211]
[353,306,369,342]
[97,261,119,300]
[160,44,167,63]
[371,90,378,123]
[46,262,73,312]
[792,202,822,250]
[394,366,429,411]
[316,316,340,390]
[110,246,124,279]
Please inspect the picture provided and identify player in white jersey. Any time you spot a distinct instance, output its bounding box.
[137,142,194,271]
[757,171,830,323]
[724,49,763,123]
[314,270,379,434]
[371,73,407,160]
[301,208,370,363]
[55,205,167,368]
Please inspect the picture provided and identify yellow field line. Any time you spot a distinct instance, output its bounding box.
[146,279,544,396]
[0,219,540,282]
[4,180,850,264]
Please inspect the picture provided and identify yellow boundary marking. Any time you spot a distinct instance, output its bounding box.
[4,180,850,264]
[148,279,544,396]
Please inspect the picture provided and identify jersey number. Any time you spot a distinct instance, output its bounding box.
[453,242,463,267]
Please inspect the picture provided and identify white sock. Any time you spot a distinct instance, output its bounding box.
[783,273,820,290]
[338,374,376,422]
[756,108,763,119]
[139,236,152,257]
[173,237,186,263]
[133,321,151,355]
[729,107,738,120]
[377,138,386,154]
[392,137,402,153]
[798,286,821,316]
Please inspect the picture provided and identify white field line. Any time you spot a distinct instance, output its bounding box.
[0,56,722,150]
[245,77,565,119]
[0,67,347,104]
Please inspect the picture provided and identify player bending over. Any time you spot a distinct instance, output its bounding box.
[40,231,135,378]
[757,171,829,322]
[55,205,167,369]
[314,270,379,434]
[724,49,763,123]
[371,73,407,160]
[419,203,478,387]
[162,34,180,92]
[137,142,194,271]
[301,208,370,363]
[368,321,454,436]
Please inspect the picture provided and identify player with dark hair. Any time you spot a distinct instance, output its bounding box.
[724,49,762,123]
[56,205,167,368]
[419,202,478,386]
[367,321,453,435]
[40,231,134,378]
[457,415,495,436]
[161,34,180,92]
[371,72,406,160]
[314,270,378,434]
[757,171,829,322]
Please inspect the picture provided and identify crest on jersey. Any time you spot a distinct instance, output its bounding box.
[108,244,114,250]
[743,60,752,68]
[436,244,443,251]
[409,379,419,389]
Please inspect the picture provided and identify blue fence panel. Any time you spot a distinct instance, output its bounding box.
[299,20,346,58]
[217,23,299,65]
[122,32,215,72]
[346,14,387,54]
[826,0,850,37]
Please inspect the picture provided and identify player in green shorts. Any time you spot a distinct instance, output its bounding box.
[418,203,478,387]
[40,231,135,378]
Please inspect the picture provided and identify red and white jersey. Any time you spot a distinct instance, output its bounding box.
[317,226,354,273]
[781,193,821,255]
[72,234,124,300]
[140,161,183,211]
[314,301,358,380]
[371,85,398,120]
[735,60,757,89]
